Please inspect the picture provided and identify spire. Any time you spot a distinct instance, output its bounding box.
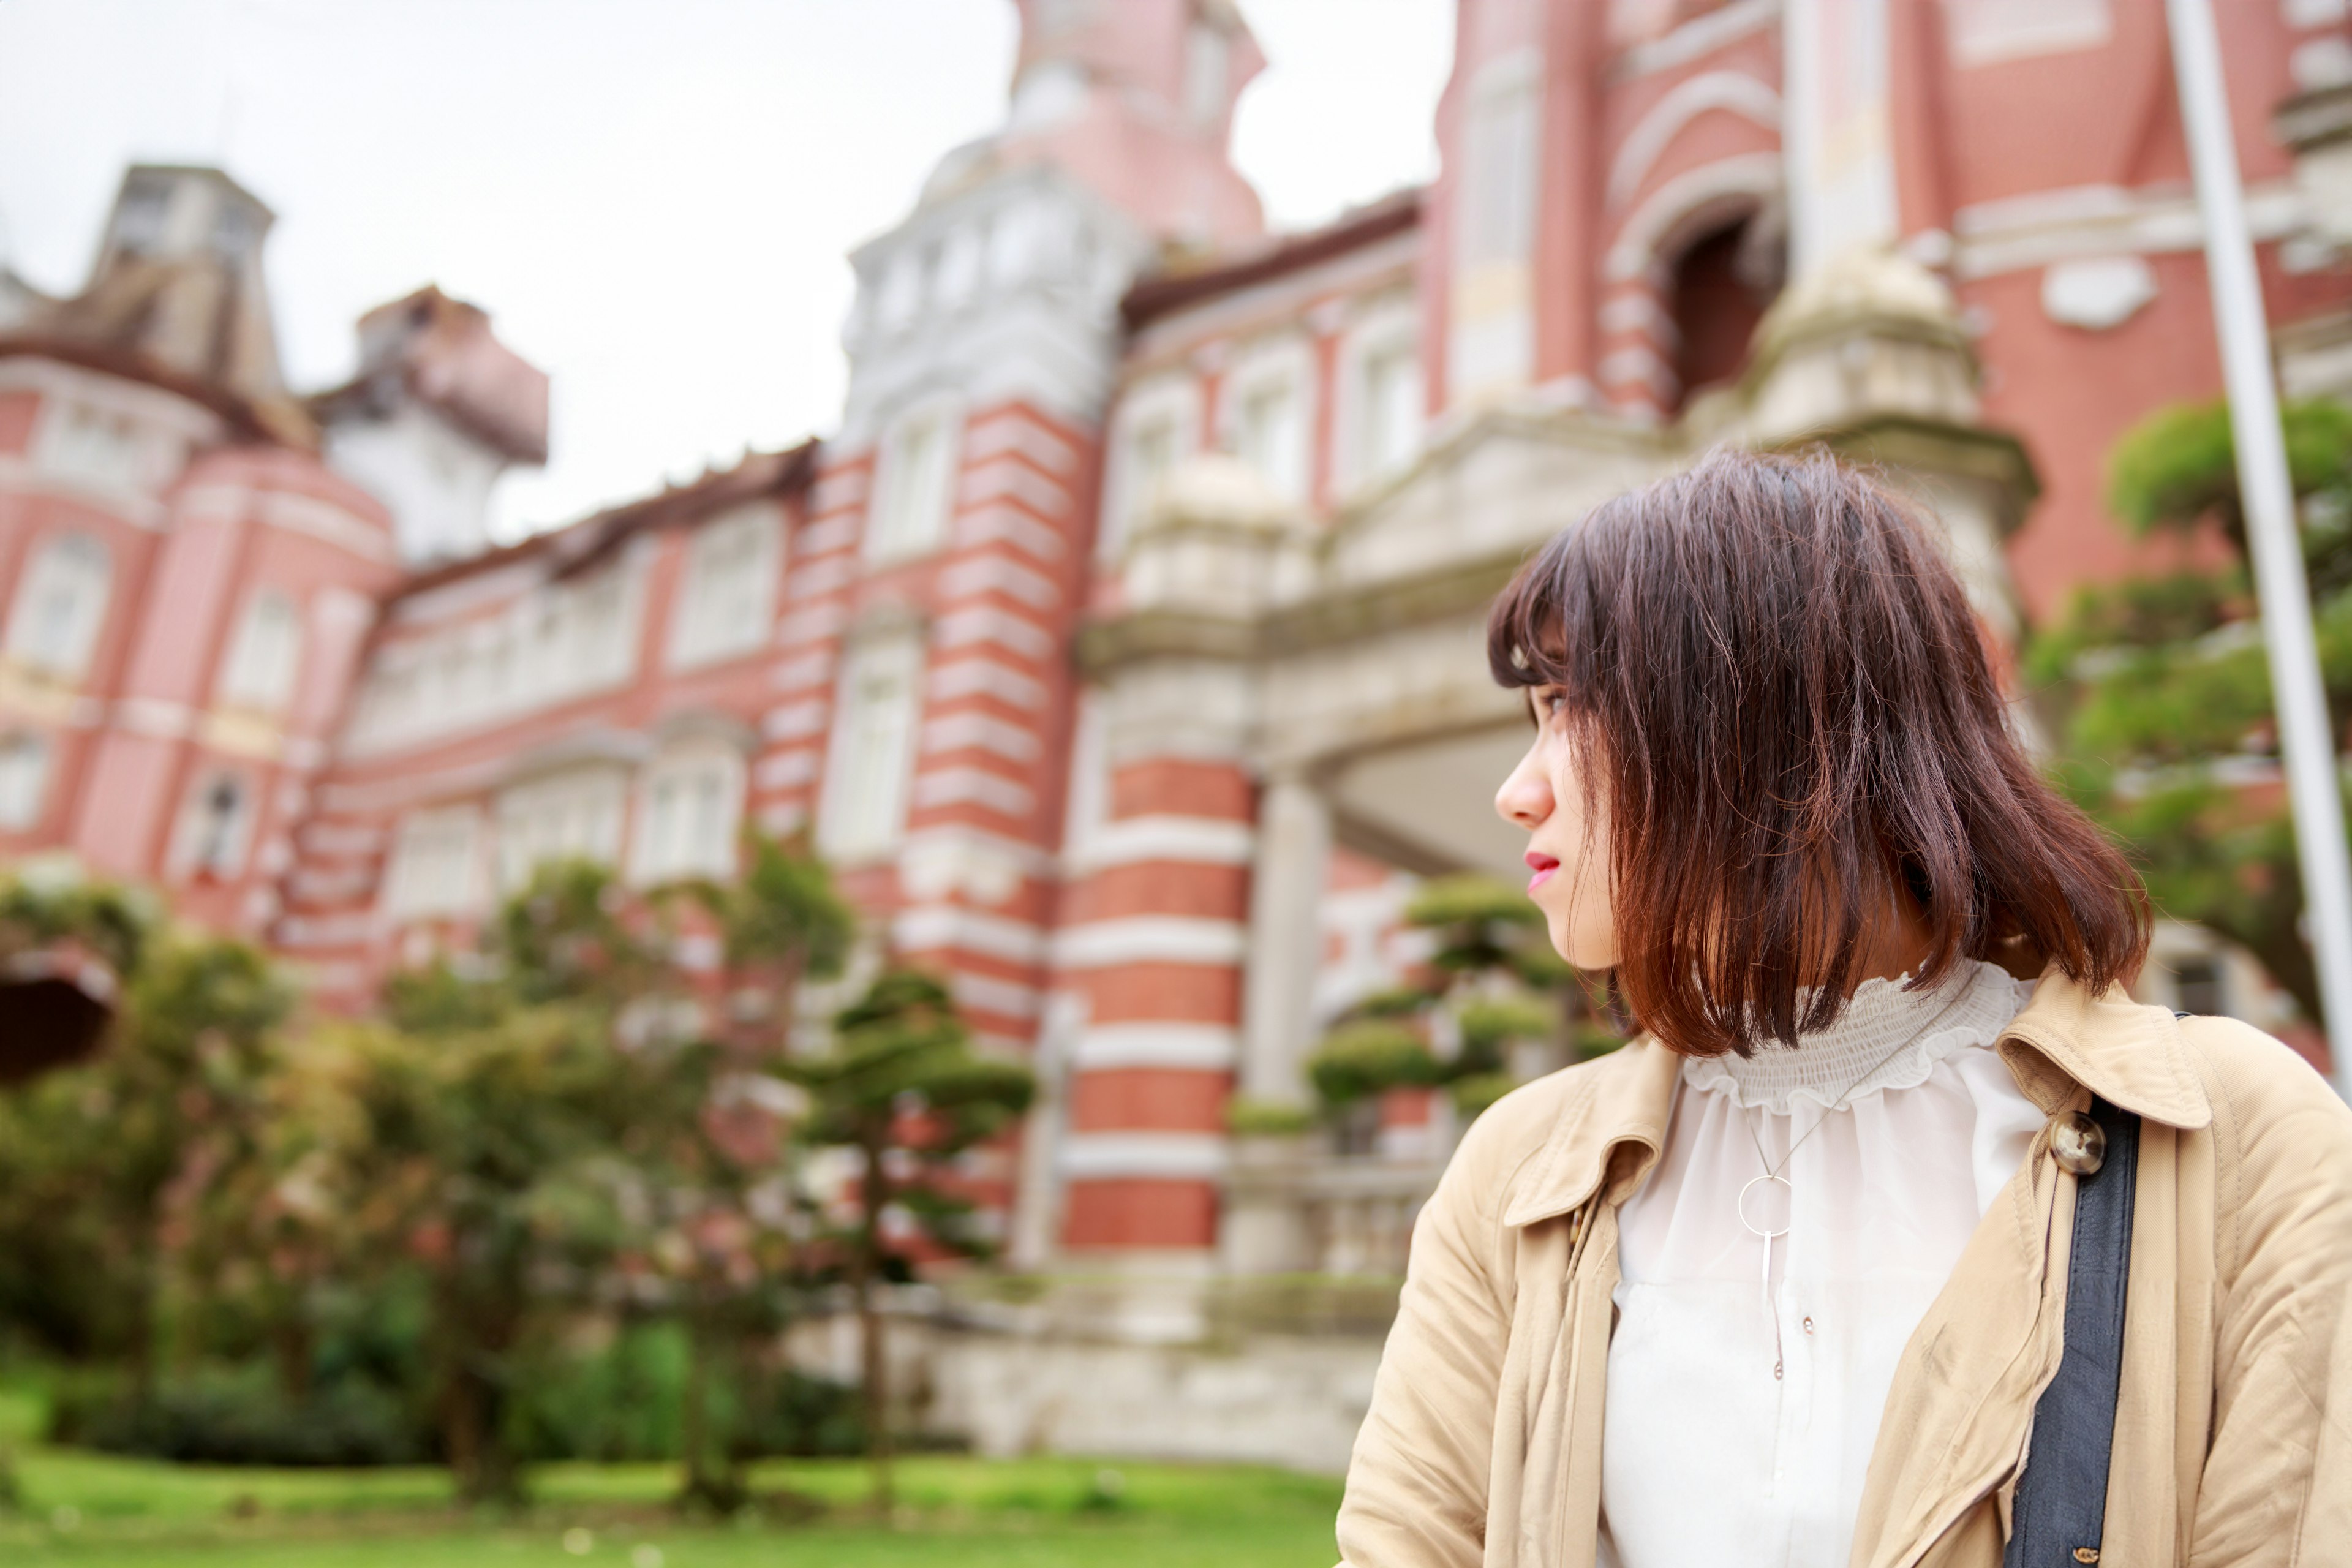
[925,0,1267,247]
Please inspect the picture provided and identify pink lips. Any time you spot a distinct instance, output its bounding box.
[1525,851,1559,894]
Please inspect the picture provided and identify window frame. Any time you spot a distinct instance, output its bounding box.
[216,587,306,714]
[817,630,927,864]
[1221,337,1316,505]
[865,399,965,565]
[385,804,486,920]
[631,742,747,886]
[5,531,114,682]
[668,502,784,670]
[0,730,51,831]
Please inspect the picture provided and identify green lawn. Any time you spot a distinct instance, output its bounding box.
[0,1444,1345,1567]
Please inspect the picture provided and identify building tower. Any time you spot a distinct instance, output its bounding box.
[312,287,551,565]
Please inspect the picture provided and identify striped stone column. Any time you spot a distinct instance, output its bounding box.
[1052,744,1256,1251]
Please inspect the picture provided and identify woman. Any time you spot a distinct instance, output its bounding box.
[1335,450,2352,1567]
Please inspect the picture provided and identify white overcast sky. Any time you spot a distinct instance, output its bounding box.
[0,0,1452,541]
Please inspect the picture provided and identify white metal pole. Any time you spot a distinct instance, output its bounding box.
[2168,0,2352,1091]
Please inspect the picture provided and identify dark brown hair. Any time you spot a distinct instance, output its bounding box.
[1487,447,2147,1057]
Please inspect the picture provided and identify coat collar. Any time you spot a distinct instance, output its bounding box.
[1993,968,2212,1129]
[1502,1037,1678,1229]
[1500,965,2211,1231]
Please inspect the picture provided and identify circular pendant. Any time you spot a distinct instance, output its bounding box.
[1738,1173,1793,1238]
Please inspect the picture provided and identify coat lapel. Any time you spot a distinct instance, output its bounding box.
[1853,972,2212,1566]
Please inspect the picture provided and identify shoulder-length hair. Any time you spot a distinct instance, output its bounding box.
[1486,447,2147,1058]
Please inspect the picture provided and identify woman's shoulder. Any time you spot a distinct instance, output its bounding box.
[2174,1011,2351,1129]
[2173,1013,2352,1267]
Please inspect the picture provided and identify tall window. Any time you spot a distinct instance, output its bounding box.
[0,732,50,830]
[1115,412,1180,549]
[669,505,782,669]
[1233,374,1306,502]
[174,772,252,880]
[1357,339,1422,483]
[6,533,113,681]
[217,589,304,713]
[868,404,960,562]
[496,769,626,892]
[818,635,924,860]
[386,807,482,918]
[634,746,744,883]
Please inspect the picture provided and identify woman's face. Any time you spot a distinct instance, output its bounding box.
[1494,687,1618,969]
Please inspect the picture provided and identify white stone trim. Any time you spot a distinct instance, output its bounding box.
[112,696,197,740]
[1053,916,1248,970]
[935,604,1054,660]
[1074,814,1254,869]
[761,699,828,741]
[1604,152,1784,280]
[939,554,1061,609]
[799,516,860,554]
[1951,178,2305,281]
[771,650,836,692]
[754,748,820,789]
[962,412,1080,475]
[957,502,1066,562]
[957,455,1070,518]
[929,655,1046,709]
[911,766,1037,816]
[1058,1131,1229,1180]
[775,604,850,646]
[1607,70,1782,210]
[1074,1023,1240,1071]
[952,970,1043,1019]
[893,905,1050,963]
[922,710,1041,762]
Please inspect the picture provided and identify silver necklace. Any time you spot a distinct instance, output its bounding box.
[1735,981,1977,1379]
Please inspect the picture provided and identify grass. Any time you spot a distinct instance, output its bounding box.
[0,1442,1345,1567]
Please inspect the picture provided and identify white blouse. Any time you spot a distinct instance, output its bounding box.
[1596,959,2046,1568]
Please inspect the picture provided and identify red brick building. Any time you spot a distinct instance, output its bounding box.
[9,4,2352,1384]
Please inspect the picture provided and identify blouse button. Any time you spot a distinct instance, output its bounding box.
[1802,1316,1814,1335]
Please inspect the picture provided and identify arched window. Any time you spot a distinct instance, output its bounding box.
[6,533,113,681]
[217,589,304,713]
[1665,211,1784,414]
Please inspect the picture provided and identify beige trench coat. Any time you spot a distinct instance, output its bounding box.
[1335,974,2352,1567]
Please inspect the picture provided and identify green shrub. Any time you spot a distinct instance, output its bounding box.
[1306,1020,1442,1106]
[1226,1098,1316,1137]
[52,1366,429,1467]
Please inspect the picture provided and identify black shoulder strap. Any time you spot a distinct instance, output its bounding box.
[2004,1093,2141,1567]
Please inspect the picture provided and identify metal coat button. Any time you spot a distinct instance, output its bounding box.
[2051,1111,2106,1176]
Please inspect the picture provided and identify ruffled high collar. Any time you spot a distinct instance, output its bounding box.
[1681,959,2033,1115]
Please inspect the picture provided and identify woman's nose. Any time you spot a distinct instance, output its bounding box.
[1495,744,1551,830]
